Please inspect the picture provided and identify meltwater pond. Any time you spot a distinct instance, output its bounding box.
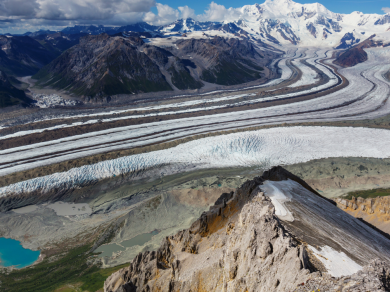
[0,238,40,268]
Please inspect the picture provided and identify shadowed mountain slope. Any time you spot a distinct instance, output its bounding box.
[0,35,59,76]
[33,34,173,97]
[32,34,272,97]
[0,71,32,107]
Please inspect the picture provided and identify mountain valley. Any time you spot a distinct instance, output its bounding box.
[1,0,390,291]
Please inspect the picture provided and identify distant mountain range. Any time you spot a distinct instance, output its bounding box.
[1,0,390,103]
[15,0,390,48]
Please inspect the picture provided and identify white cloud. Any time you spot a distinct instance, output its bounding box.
[0,0,156,28]
[382,7,390,14]
[197,2,242,22]
[143,3,197,26]
[0,0,160,33]
[178,6,195,20]
[0,0,242,33]
[143,3,179,25]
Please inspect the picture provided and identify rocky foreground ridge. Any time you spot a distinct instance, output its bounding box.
[104,167,390,292]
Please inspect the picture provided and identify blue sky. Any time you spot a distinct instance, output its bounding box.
[0,0,389,34]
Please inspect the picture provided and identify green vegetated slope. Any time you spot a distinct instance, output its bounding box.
[33,34,172,97]
[0,245,127,292]
[33,33,85,56]
[343,188,390,200]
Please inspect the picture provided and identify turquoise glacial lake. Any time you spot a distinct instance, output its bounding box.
[0,237,40,268]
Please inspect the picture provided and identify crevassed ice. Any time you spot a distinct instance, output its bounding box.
[1,126,390,197]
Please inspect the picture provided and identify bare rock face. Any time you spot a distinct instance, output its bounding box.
[333,34,385,68]
[33,34,173,97]
[33,34,276,97]
[104,178,312,292]
[293,259,390,291]
[335,195,390,235]
[104,167,390,292]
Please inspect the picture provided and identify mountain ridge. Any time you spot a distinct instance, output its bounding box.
[7,0,390,49]
[104,166,390,292]
[11,0,390,48]
[32,34,273,97]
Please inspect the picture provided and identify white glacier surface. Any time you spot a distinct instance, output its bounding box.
[2,126,390,197]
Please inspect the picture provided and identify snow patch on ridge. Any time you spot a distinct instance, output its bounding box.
[308,245,363,277]
[262,180,294,221]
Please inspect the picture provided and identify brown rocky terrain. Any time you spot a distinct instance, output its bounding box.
[285,157,390,198]
[336,196,390,235]
[333,34,389,67]
[103,167,390,292]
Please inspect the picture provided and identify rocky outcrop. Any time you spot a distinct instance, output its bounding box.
[334,46,367,67]
[375,15,390,25]
[293,259,390,292]
[335,195,390,235]
[334,34,384,67]
[306,23,317,38]
[335,32,360,49]
[104,166,390,292]
[104,176,313,292]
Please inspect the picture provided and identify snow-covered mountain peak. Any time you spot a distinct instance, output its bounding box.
[155,0,390,48]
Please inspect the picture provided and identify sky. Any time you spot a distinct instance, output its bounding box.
[0,0,389,34]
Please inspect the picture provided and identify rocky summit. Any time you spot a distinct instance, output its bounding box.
[103,167,390,292]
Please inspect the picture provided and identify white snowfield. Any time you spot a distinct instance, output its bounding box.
[2,126,390,197]
[162,0,390,48]
[151,0,390,49]
[308,245,363,277]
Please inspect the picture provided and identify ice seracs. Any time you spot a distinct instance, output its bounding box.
[33,93,80,108]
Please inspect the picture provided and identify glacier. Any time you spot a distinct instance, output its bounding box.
[2,126,390,197]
